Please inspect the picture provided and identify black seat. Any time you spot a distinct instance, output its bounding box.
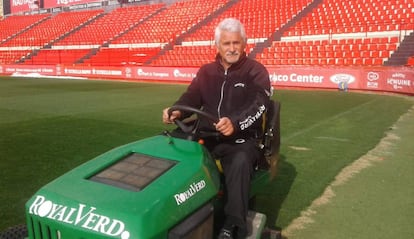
[257,99,281,179]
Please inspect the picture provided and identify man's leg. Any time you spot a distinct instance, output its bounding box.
[218,141,261,238]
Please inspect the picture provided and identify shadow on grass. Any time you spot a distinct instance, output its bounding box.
[253,154,297,231]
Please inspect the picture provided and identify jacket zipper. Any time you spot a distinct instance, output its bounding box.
[217,69,228,118]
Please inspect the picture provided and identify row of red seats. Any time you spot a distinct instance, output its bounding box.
[84,47,161,66]
[1,10,103,47]
[111,0,228,44]
[151,43,259,67]
[407,56,414,66]
[0,14,50,43]
[153,0,312,66]
[0,50,31,64]
[182,0,313,42]
[284,0,414,36]
[257,37,399,66]
[23,49,90,65]
[260,57,384,66]
[55,4,164,46]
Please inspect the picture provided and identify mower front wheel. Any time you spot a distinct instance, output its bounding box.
[0,224,27,239]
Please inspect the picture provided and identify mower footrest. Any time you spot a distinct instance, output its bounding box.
[246,211,267,239]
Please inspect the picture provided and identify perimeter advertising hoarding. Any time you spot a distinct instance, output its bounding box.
[10,0,36,13]
[1,64,56,75]
[9,0,98,13]
[43,0,97,9]
[56,65,197,82]
[1,64,413,95]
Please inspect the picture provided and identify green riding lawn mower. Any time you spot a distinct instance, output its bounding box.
[0,100,281,239]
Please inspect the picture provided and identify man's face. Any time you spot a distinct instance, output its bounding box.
[217,30,245,69]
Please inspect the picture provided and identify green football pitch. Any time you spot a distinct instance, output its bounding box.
[1,76,413,238]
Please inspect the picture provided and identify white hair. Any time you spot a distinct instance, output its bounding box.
[214,18,247,46]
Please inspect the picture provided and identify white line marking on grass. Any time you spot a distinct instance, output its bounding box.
[289,146,311,151]
[314,136,349,142]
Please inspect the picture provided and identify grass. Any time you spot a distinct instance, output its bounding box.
[284,101,414,239]
[0,76,413,235]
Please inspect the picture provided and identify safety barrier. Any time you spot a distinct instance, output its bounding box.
[0,64,413,95]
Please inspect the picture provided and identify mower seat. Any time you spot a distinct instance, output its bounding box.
[259,99,281,174]
[250,99,281,196]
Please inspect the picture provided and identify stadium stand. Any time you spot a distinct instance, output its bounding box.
[258,37,399,66]
[0,0,413,66]
[111,0,227,44]
[28,4,165,66]
[83,4,165,66]
[54,4,164,47]
[256,0,414,66]
[0,10,103,64]
[151,0,314,66]
[107,0,228,66]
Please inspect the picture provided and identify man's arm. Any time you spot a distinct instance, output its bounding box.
[231,64,271,133]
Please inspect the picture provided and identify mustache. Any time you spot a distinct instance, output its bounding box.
[226,51,239,56]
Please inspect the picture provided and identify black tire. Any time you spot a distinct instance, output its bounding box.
[0,224,28,239]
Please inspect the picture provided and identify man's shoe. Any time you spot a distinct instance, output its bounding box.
[217,228,233,239]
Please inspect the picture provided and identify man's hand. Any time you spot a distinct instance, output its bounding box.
[215,117,234,136]
[162,107,181,124]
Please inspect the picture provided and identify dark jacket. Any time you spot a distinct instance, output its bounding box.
[174,53,271,141]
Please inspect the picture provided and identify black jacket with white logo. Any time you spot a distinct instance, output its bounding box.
[174,52,271,141]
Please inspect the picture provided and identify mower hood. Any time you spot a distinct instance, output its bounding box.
[25,135,220,239]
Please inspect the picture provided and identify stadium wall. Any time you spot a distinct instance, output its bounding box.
[1,64,413,95]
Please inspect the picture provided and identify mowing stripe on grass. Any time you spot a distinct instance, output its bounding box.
[283,99,377,142]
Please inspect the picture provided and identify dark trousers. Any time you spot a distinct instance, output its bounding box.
[208,139,262,235]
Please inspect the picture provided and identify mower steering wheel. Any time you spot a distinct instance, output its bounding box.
[168,105,219,135]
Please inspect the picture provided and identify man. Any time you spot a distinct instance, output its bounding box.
[162,18,271,239]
